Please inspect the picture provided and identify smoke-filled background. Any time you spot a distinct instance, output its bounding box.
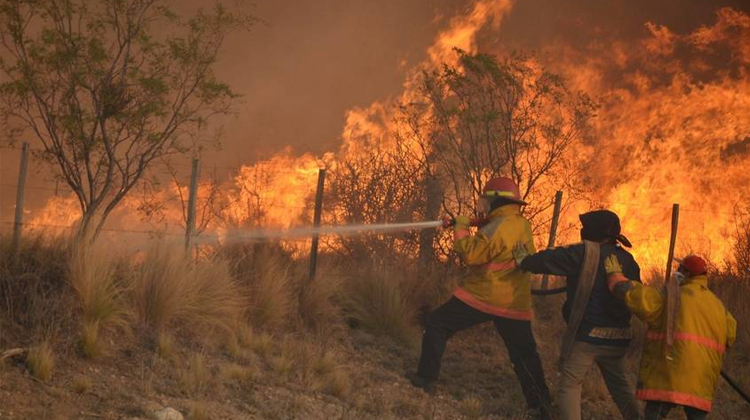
[2,0,750,268]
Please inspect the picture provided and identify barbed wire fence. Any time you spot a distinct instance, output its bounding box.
[1,143,747,267]
[0,144,321,252]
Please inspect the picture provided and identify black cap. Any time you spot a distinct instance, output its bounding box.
[579,210,632,247]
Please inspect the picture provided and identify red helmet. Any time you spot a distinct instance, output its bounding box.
[674,254,707,277]
[482,177,527,205]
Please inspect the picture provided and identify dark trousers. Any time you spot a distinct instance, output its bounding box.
[644,401,708,420]
[417,297,551,409]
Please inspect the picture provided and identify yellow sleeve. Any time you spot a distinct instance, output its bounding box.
[454,224,498,266]
[624,282,665,326]
[727,311,737,348]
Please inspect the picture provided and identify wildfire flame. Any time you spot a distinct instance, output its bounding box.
[26,1,750,271]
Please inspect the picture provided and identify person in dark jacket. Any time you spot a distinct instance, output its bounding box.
[513,210,641,420]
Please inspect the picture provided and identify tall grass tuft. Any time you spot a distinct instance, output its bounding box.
[132,243,245,341]
[68,243,130,357]
[27,341,54,381]
[298,265,342,333]
[177,352,213,395]
[221,243,296,330]
[342,264,418,346]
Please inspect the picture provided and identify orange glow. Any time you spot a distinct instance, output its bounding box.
[25,3,750,272]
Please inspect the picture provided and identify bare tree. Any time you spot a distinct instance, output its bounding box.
[325,139,427,261]
[0,0,253,239]
[135,161,225,235]
[401,49,596,231]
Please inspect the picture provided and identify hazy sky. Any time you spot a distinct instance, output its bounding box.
[205,0,465,164]
[204,0,750,166]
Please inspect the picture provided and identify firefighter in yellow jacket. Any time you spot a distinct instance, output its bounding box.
[605,253,737,420]
[408,177,551,420]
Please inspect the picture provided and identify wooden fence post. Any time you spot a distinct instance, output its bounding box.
[185,158,200,253]
[12,142,29,250]
[308,168,326,282]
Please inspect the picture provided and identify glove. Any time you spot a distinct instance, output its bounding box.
[604,254,623,276]
[604,254,630,295]
[672,271,686,286]
[513,242,530,267]
[453,215,471,229]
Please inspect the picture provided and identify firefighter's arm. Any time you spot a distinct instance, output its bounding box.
[727,311,737,348]
[605,254,663,325]
[517,244,582,276]
[453,215,497,265]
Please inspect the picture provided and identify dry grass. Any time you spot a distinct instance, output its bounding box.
[26,341,54,382]
[188,401,211,420]
[156,331,174,359]
[80,320,103,358]
[132,243,245,341]
[250,331,274,357]
[221,363,256,385]
[220,243,299,331]
[71,376,91,394]
[247,255,295,330]
[459,396,483,419]
[268,351,294,378]
[236,323,254,347]
[68,243,129,357]
[342,265,418,346]
[282,337,353,399]
[0,235,71,346]
[312,348,337,376]
[177,353,213,395]
[298,265,343,333]
[321,368,352,399]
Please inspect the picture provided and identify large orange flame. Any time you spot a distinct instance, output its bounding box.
[25,2,750,272]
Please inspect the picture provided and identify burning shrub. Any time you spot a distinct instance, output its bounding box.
[325,142,429,262]
[402,49,595,234]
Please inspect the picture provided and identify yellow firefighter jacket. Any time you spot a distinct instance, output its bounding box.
[452,205,536,320]
[622,275,737,411]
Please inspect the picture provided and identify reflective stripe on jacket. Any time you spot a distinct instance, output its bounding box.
[623,275,737,412]
[452,205,536,320]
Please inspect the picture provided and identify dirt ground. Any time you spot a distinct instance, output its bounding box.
[2,296,749,420]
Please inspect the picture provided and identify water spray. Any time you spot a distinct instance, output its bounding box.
[198,216,493,244]
[203,220,443,243]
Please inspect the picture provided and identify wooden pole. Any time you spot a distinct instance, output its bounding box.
[664,203,680,348]
[185,158,200,252]
[540,190,564,291]
[308,168,326,282]
[12,142,29,251]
